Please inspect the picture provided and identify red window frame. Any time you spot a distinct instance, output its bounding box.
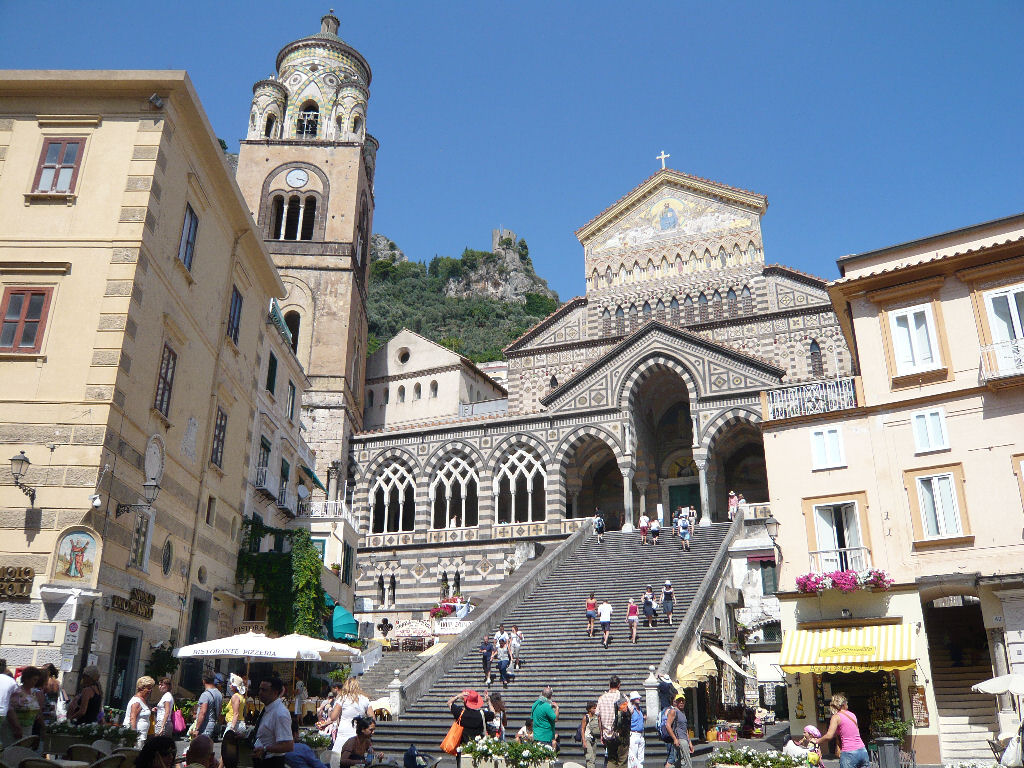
[153,344,178,417]
[32,138,85,194]
[0,287,53,353]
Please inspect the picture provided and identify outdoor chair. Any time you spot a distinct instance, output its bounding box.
[84,754,126,768]
[1,748,38,768]
[18,759,62,768]
[7,738,38,752]
[66,746,105,763]
[89,742,112,757]
[111,749,138,768]
[0,758,12,768]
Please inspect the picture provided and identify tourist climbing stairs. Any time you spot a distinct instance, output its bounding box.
[371,524,733,762]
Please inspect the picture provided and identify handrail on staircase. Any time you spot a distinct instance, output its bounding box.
[656,512,745,679]
[399,519,595,709]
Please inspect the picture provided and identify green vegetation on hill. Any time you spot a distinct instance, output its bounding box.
[367,247,560,363]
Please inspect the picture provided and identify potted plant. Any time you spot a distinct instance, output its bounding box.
[330,562,341,574]
[873,718,912,768]
[462,734,555,768]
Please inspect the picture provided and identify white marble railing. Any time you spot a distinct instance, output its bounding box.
[458,398,509,418]
[765,376,858,420]
[295,500,355,526]
[810,546,871,573]
[981,339,1024,382]
[434,618,472,635]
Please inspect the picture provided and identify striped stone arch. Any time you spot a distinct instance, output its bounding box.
[553,424,625,477]
[357,446,421,486]
[616,351,700,411]
[422,439,487,480]
[701,407,762,450]
[486,432,553,471]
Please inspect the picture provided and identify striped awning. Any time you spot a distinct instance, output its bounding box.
[780,624,916,673]
[675,647,718,688]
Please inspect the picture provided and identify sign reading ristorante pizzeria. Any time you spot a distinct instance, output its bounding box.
[110,588,156,620]
[0,566,34,597]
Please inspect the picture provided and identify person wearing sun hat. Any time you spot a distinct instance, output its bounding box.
[446,689,493,766]
[783,725,821,759]
[656,673,677,712]
[225,674,247,734]
[627,691,645,768]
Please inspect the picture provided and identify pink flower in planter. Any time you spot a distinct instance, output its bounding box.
[828,570,859,593]
[864,569,894,590]
[795,573,829,594]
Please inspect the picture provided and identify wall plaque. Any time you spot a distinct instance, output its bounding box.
[110,587,156,620]
[0,566,34,597]
[908,685,929,728]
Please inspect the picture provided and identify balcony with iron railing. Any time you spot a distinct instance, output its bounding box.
[276,487,295,515]
[981,339,1024,387]
[809,546,871,573]
[253,466,277,499]
[295,499,356,528]
[764,376,859,421]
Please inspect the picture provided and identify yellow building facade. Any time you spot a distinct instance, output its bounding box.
[761,213,1024,764]
[0,71,333,705]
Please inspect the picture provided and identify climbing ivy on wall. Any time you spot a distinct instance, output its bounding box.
[236,518,326,638]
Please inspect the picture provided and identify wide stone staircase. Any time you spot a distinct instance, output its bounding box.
[360,651,426,699]
[928,646,997,763]
[371,524,732,762]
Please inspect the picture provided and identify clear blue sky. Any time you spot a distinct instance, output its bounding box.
[3,1,1022,300]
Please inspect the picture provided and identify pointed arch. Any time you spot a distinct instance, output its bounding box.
[430,451,479,529]
[726,288,738,315]
[670,296,680,324]
[718,246,728,268]
[296,100,319,138]
[369,458,416,533]
[492,442,547,524]
[741,285,753,313]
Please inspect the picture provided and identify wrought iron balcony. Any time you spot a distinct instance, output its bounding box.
[981,339,1024,386]
[276,488,294,514]
[253,466,277,499]
[765,376,858,420]
[809,546,871,573]
[295,500,355,527]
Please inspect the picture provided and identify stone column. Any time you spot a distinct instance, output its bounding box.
[990,628,1017,735]
[695,457,712,527]
[327,461,340,502]
[644,665,659,726]
[638,482,648,519]
[618,459,635,531]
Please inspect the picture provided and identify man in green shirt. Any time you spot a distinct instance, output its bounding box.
[530,686,559,749]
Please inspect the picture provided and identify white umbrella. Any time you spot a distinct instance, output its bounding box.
[174,631,359,661]
[972,674,1024,697]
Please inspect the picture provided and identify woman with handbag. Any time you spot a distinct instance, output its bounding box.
[443,690,493,768]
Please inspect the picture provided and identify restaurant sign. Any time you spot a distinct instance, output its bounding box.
[0,566,34,598]
[110,588,156,620]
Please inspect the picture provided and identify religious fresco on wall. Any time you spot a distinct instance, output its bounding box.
[590,188,756,256]
[51,528,99,584]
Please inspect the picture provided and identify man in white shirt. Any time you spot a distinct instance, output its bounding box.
[638,513,651,545]
[597,600,614,648]
[0,669,18,746]
[253,676,294,768]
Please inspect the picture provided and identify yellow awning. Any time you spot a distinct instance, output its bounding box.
[780,624,916,673]
[675,648,718,688]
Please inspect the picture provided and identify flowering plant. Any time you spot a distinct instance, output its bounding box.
[795,573,830,594]
[708,745,801,768]
[429,603,455,619]
[828,570,860,593]
[47,720,138,745]
[462,735,555,768]
[863,569,894,590]
[795,568,895,594]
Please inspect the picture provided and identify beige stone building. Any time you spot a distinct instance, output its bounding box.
[0,70,336,704]
[762,212,1024,764]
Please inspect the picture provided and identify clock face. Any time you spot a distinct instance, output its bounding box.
[144,435,165,484]
[286,169,309,188]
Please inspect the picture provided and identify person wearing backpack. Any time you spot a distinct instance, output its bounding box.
[597,676,629,768]
[664,694,693,768]
[679,511,691,552]
[627,691,645,768]
[577,700,601,768]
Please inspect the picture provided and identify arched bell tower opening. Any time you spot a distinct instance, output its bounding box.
[235,10,378,494]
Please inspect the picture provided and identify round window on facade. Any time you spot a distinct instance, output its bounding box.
[197,565,207,585]
[397,348,411,364]
[161,539,173,576]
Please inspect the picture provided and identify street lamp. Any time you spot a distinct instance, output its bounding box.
[142,479,161,505]
[764,514,782,565]
[9,451,36,506]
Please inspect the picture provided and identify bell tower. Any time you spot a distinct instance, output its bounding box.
[236,10,376,491]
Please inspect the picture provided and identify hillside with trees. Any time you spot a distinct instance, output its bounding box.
[367,235,560,363]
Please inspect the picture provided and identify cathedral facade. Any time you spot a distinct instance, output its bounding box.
[234,15,853,611]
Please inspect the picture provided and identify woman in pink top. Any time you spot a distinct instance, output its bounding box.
[626,598,639,644]
[814,693,868,768]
